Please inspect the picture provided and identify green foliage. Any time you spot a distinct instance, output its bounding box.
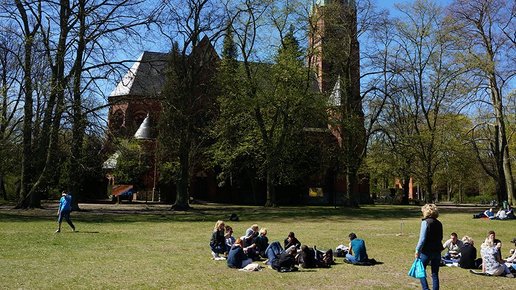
[113,140,152,187]
[212,25,328,198]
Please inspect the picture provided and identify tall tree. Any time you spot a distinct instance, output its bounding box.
[388,0,467,202]
[12,0,41,208]
[157,0,225,210]
[450,0,515,204]
[6,0,152,208]
[0,25,24,200]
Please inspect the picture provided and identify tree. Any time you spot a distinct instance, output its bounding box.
[449,0,516,205]
[220,1,328,206]
[157,0,226,210]
[387,0,467,202]
[0,26,23,200]
[11,0,41,208]
[3,0,153,208]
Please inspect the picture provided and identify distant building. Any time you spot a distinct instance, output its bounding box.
[105,0,369,204]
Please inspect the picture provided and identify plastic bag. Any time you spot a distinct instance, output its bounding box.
[408,258,426,278]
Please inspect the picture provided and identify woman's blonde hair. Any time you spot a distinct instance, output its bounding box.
[421,204,439,218]
[259,228,267,235]
[214,220,225,231]
[462,235,474,245]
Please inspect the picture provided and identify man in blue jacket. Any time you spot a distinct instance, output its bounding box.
[55,191,75,233]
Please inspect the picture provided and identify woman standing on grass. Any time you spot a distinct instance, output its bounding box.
[415,204,443,290]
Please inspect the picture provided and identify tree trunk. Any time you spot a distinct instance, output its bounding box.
[15,0,38,209]
[172,136,191,211]
[425,173,433,203]
[0,174,6,200]
[69,0,87,211]
[264,169,276,207]
[401,176,410,205]
[345,167,359,207]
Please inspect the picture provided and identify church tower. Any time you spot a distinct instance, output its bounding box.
[308,0,369,204]
[308,0,360,103]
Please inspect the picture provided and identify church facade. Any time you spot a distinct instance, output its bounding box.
[106,0,369,204]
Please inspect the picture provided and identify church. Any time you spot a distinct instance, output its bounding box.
[104,0,370,205]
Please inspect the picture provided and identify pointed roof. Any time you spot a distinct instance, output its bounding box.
[329,75,341,106]
[110,51,169,97]
[134,114,153,139]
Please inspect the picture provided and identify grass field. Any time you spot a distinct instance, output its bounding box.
[0,202,514,289]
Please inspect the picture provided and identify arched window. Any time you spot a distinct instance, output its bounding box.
[110,109,125,131]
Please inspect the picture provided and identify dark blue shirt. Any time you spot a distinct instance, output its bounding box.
[227,245,247,268]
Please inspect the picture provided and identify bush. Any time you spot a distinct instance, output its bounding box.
[462,193,496,205]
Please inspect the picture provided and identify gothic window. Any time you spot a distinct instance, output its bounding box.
[110,109,124,131]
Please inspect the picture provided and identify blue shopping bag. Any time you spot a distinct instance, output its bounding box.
[408,258,426,278]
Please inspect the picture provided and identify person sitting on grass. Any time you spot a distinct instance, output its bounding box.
[505,238,516,272]
[254,228,269,258]
[55,191,75,233]
[227,238,253,269]
[459,236,482,269]
[345,232,369,264]
[443,232,463,262]
[284,232,301,250]
[480,235,514,277]
[210,220,228,260]
[244,224,259,240]
[225,225,236,254]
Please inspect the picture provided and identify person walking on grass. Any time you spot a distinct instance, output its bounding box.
[55,191,75,233]
[415,204,443,290]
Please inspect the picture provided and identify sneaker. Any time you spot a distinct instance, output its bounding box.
[211,251,219,259]
[55,229,60,233]
[506,273,514,278]
[214,257,226,261]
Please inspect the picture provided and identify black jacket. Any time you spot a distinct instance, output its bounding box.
[421,217,443,254]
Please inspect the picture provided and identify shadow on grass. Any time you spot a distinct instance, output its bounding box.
[0,204,422,224]
[0,204,491,224]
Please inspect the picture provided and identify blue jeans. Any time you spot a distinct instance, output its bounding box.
[345,253,358,264]
[57,210,75,230]
[265,241,283,265]
[419,252,440,290]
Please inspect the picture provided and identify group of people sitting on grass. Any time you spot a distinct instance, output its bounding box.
[473,206,515,219]
[441,230,516,278]
[209,220,376,271]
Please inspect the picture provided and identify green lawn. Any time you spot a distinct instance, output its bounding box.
[0,203,514,289]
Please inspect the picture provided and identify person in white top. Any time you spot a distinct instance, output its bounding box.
[443,232,463,260]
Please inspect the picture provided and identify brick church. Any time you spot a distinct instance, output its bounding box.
[105,0,369,204]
